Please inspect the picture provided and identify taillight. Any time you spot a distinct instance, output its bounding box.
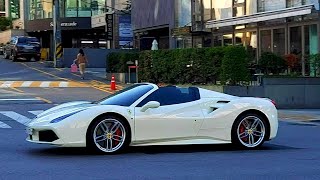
[271,100,276,106]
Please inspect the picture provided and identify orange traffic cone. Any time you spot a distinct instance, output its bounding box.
[111,74,116,90]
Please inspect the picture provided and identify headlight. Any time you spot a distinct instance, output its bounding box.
[50,110,84,123]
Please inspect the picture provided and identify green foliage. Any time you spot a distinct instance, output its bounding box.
[258,52,286,74]
[107,46,250,85]
[0,17,11,31]
[107,51,138,73]
[221,46,250,85]
[308,53,320,77]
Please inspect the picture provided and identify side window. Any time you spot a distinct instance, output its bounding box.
[137,87,200,107]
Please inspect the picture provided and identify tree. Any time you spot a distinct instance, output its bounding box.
[0,17,11,31]
[124,0,132,12]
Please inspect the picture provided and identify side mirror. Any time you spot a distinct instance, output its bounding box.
[140,101,160,112]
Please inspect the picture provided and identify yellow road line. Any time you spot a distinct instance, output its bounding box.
[36,97,52,104]
[49,81,61,87]
[9,87,24,93]
[55,68,63,72]
[20,63,69,81]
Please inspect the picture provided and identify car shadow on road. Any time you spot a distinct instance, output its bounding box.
[27,143,300,157]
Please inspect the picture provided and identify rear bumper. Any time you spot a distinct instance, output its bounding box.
[16,52,40,57]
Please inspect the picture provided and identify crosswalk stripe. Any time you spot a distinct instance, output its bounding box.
[40,81,51,87]
[28,110,44,116]
[0,121,11,128]
[59,82,68,87]
[21,81,33,87]
[0,81,14,87]
[0,111,31,125]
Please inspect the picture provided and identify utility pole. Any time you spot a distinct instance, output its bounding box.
[53,0,62,68]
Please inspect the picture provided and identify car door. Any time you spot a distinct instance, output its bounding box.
[134,87,204,142]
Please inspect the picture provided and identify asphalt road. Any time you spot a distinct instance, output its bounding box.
[1,58,320,180]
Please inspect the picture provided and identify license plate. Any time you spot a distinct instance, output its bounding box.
[26,128,34,135]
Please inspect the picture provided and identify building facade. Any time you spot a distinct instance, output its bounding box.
[205,0,320,76]
[24,0,130,59]
[132,0,320,76]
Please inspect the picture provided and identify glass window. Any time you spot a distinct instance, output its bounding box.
[17,37,39,43]
[0,0,5,12]
[287,0,303,8]
[305,24,318,76]
[92,0,108,16]
[261,30,271,53]
[234,0,245,17]
[273,28,285,56]
[223,34,233,46]
[175,0,192,27]
[212,0,232,20]
[97,84,154,107]
[290,26,302,55]
[203,0,211,22]
[78,0,92,17]
[258,0,286,12]
[66,0,77,17]
[10,0,20,19]
[246,0,257,15]
[213,36,222,47]
[137,87,200,107]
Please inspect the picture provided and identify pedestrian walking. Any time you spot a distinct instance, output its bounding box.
[75,49,88,79]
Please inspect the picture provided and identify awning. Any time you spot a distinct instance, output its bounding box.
[206,4,315,29]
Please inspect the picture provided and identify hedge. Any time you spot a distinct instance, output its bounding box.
[107,46,250,85]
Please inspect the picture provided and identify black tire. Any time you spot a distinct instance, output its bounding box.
[86,115,131,154]
[231,113,269,149]
[11,52,17,62]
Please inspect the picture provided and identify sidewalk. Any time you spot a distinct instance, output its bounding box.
[278,109,320,121]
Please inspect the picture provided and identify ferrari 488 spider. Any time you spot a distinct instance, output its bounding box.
[26,83,278,154]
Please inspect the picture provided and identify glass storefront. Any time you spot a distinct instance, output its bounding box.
[10,0,20,19]
[0,0,5,12]
[27,0,114,20]
[212,0,232,20]
[261,30,272,53]
[273,28,285,56]
[175,0,192,27]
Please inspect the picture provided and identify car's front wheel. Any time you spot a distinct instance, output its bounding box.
[231,113,269,149]
[87,115,130,154]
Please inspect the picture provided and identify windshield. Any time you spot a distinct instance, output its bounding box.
[96,84,154,106]
[18,37,39,44]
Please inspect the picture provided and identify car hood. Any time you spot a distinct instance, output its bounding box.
[35,101,95,120]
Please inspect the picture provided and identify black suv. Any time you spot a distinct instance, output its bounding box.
[3,36,41,61]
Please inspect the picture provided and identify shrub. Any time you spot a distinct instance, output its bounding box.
[221,46,250,85]
[309,53,320,77]
[107,51,138,73]
[258,52,286,75]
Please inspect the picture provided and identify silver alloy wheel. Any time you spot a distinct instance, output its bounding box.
[237,116,266,148]
[93,119,126,153]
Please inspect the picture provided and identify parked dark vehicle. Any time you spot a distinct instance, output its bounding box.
[3,36,41,61]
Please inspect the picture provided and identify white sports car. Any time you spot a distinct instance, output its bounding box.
[26,83,278,154]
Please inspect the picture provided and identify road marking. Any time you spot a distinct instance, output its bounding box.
[20,63,69,81]
[0,81,14,87]
[0,98,42,101]
[0,121,11,128]
[59,82,68,87]
[9,87,24,93]
[36,97,52,104]
[28,110,44,116]
[21,81,33,87]
[0,111,31,125]
[40,81,51,87]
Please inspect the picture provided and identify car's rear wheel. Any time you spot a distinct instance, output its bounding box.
[231,113,269,149]
[87,116,130,154]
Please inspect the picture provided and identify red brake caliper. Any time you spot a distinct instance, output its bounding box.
[114,128,122,146]
[240,124,248,141]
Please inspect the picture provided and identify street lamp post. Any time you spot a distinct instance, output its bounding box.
[53,0,62,68]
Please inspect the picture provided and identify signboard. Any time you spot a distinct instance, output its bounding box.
[50,22,78,27]
[106,14,114,40]
[119,15,133,47]
[171,26,191,36]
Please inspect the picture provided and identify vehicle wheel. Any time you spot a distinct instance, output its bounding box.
[87,115,130,154]
[11,52,17,62]
[231,113,269,149]
[3,51,8,59]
